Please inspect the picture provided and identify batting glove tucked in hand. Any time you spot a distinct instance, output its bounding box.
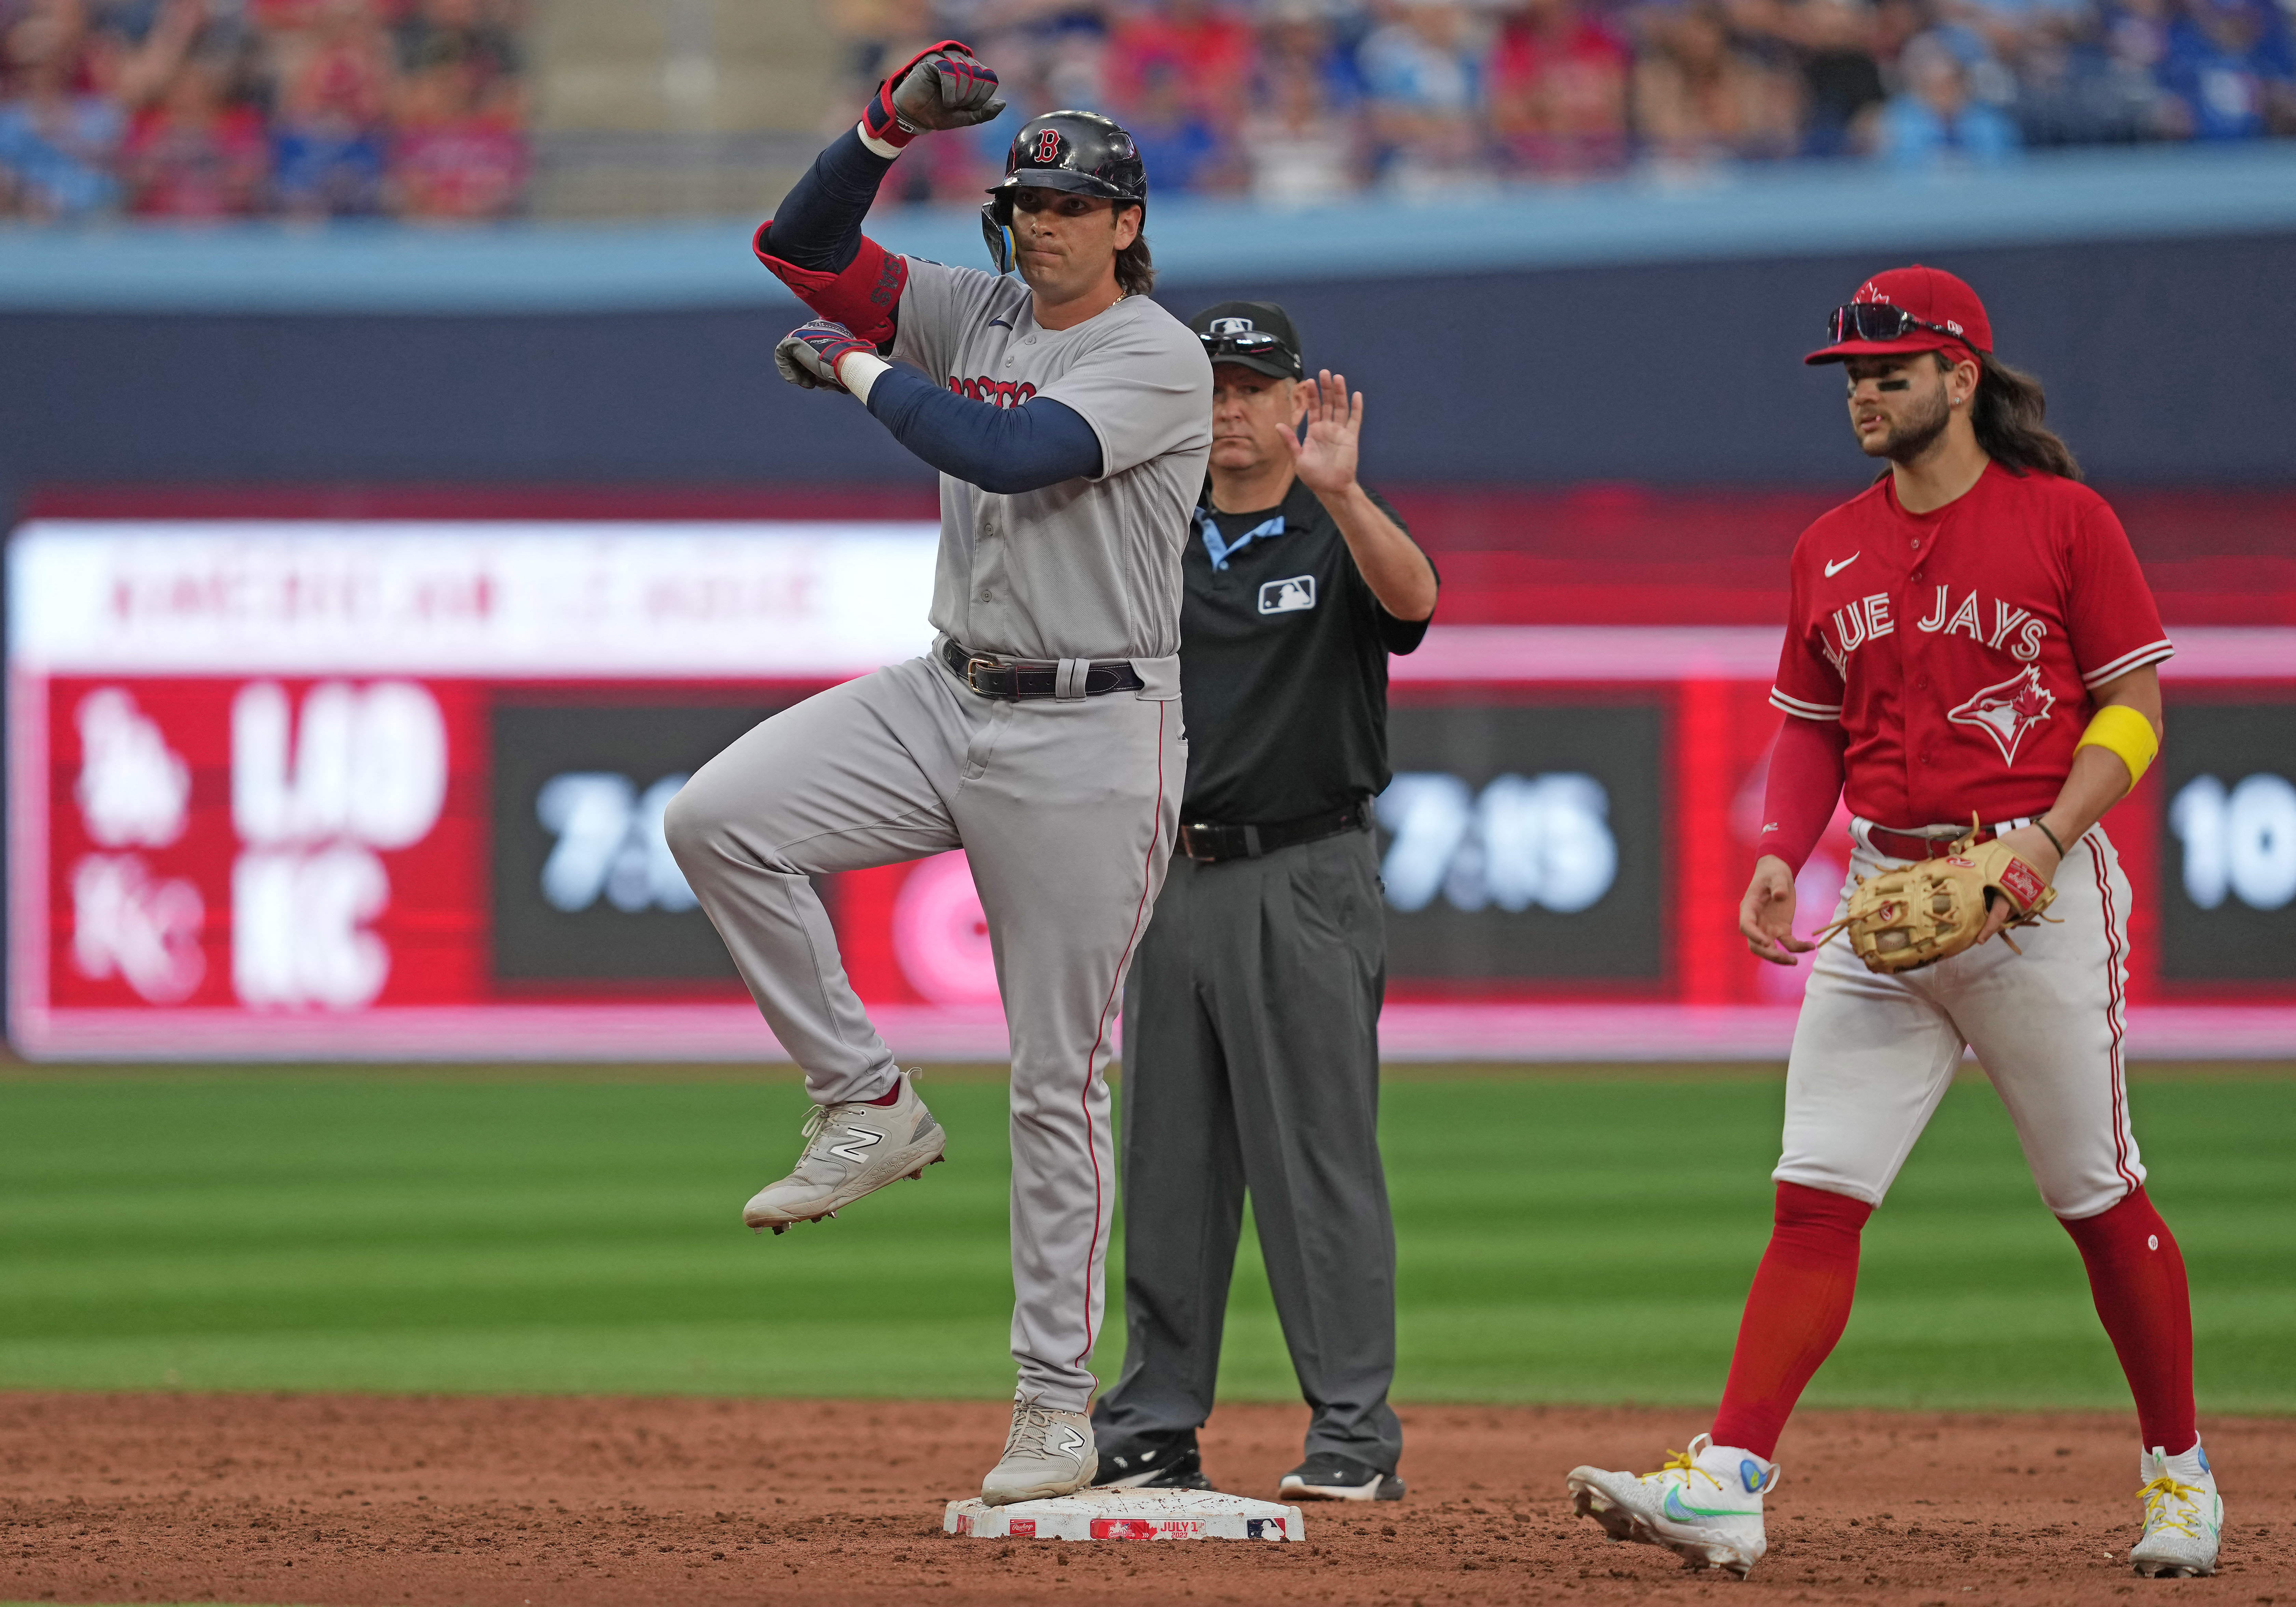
[862,40,1005,149]
[775,320,874,393]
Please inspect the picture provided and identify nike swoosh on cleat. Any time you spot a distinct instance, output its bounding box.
[1825,553,1861,577]
[1664,1487,1738,1523]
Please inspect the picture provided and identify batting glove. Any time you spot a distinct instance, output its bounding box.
[775,319,874,393]
[862,40,1005,150]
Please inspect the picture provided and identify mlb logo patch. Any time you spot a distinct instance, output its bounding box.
[1258,576,1316,615]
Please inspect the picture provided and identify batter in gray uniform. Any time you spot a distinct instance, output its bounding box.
[662,51,1209,1507]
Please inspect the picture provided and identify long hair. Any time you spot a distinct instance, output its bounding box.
[1116,211,1155,298]
[1958,351,2082,480]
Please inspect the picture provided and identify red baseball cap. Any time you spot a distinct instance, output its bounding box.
[1804,263,1992,365]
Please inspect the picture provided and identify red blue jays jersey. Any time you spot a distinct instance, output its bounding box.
[1770,462,2172,826]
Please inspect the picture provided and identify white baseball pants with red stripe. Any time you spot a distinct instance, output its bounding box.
[1776,827,2142,1220]
[666,645,1184,1411]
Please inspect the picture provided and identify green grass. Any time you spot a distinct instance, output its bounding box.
[0,1071,2289,1412]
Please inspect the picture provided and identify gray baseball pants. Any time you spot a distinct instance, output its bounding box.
[1094,826,1404,1471]
[663,644,1184,1411]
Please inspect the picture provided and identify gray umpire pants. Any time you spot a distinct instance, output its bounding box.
[1094,825,1403,1471]
[663,644,1184,1413]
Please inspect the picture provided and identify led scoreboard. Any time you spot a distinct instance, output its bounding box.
[11,520,2294,1061]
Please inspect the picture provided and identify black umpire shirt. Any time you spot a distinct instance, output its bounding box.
[1178,476,1434,823]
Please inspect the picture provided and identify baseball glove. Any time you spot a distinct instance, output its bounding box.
[1817,815,2058,975]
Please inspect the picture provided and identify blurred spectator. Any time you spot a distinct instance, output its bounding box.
[392,0,519,107]
[1245,49,1363,198]
[2158,0,2295,133]
[1359,0,1489,186]
[0,0,525,219]
[1489,0,1633,175]
[1632,1,1802,164]
[388,48,523,216]
[1104,0,1255,127]
[0,0,124,216]
[1879,28,2023,158]
[2009,0,2170,145]
[267,0,391,214]
[1124,56,1230,187]
[119,49,269,213]
[1787,0,1887,154]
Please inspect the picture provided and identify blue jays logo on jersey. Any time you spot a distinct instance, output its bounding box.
[1948,665,2056,764]
[1259,576,1316,615]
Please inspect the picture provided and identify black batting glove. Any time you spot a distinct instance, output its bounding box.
[861,40,1005,150]
[775,319,874,393]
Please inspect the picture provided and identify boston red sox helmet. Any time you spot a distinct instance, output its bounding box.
[981,111,1147,275]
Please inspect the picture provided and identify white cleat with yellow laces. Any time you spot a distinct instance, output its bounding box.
[2130,1443,2221,1578]
[1567,1433,1779,1578]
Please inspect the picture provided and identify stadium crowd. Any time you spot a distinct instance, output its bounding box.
[842,0,2296,201]
[4,0,2289,220]
[0,0,524,219]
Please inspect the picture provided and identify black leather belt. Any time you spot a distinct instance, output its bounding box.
[941,637,1145,701]
[1179,799,1372,864]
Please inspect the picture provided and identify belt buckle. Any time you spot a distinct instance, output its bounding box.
[964,655,1001,696]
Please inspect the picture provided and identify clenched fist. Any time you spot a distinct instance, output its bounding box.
[862,41,1005,149]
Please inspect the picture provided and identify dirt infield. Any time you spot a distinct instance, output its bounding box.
[2,1393,2287,1606]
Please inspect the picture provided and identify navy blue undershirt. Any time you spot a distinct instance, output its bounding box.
[770,128,1104,491]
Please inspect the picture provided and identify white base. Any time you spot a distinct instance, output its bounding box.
[943,1486,1305,1542]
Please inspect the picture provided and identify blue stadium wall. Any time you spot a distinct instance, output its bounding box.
[5,148,2295,513]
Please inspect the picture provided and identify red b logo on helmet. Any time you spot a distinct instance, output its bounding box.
[1034,129,1060,163]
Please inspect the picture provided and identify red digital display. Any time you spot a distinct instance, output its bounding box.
[11,520,2293,1062]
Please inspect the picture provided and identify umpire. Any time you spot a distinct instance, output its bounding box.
[1092,303,1438,1502]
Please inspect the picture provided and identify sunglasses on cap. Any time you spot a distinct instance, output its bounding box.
[1826,303,1966,347]
[1198,328,1294,362]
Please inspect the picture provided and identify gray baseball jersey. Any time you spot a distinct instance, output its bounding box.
[890,261,1213,661]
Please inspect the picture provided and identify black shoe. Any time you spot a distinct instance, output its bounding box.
[1093,1428,1214,1490]
[1280,1452,1405,1502]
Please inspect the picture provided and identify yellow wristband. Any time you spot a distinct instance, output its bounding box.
[2076,703,2159,793]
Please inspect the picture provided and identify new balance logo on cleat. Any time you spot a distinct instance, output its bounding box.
[742,1072,948,1234]
[827,1127,883,1164]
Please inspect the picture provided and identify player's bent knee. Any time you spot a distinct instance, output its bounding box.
[659,781,719,873]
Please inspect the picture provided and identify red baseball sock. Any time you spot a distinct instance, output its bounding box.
[1710,1182,1873,1460]
[864,1083,903,1106]
[2059,1187,2197,1456]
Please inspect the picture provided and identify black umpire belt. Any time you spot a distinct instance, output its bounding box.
[941,638,1145,701]
[1179,799,1372,864]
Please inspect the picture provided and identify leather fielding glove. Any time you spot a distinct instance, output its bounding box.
[862,40,1005,149]
[1817,814,2058,974]
[775,319,874,393]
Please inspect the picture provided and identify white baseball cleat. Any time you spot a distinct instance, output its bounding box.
[982,1394,1098,1506]
[2130,1443,2222,1578]
[1566,1433,1778,1579]
[742,1071,946,1234]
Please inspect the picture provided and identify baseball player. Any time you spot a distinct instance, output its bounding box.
[1564,265,2221,1580]
[661,47,1210,1505]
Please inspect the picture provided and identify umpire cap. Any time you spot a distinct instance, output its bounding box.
[982,110,1147,274]
[1188,301,1304,380]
